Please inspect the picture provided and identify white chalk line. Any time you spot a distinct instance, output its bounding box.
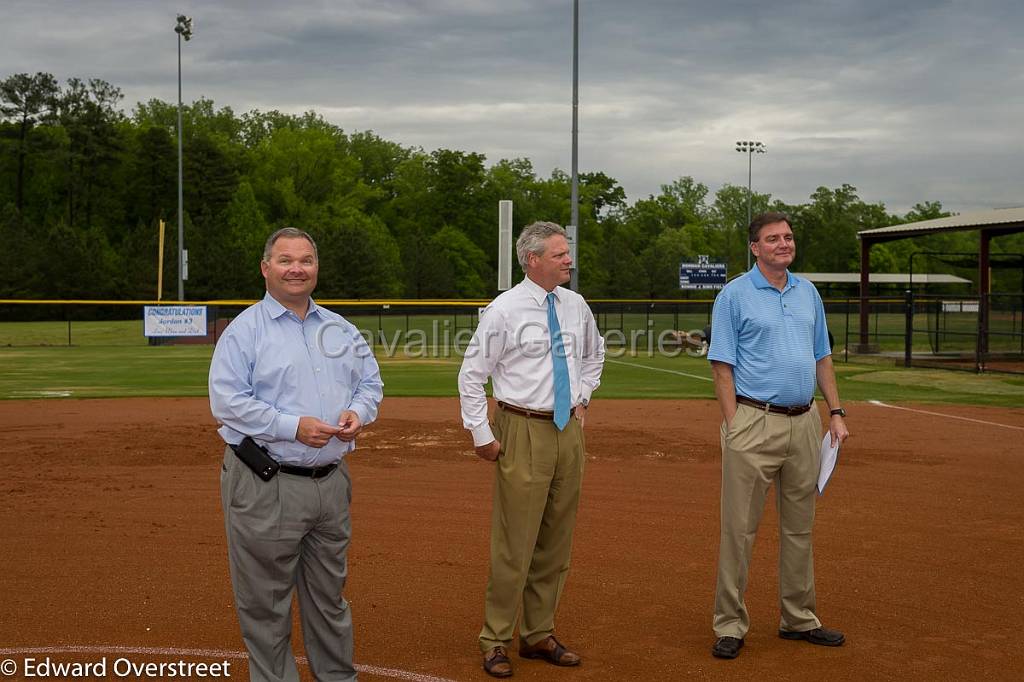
[0,646,457,682]
[606,358,713,382]
[868,400,1024,431]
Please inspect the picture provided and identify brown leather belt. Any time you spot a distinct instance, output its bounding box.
[736,395,813,416]
[498,401,554,420]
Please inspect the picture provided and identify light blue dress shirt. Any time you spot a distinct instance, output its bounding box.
[708,265,831,407]
[209,292,384,467]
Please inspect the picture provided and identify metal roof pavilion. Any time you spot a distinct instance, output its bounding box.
[857,207,1024,242]
[855,207,1024,352]
[795,272,970,285]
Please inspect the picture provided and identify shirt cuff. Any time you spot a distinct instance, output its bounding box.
[470,422,495,447]
[350,405,373,427]
[274,413,300,442]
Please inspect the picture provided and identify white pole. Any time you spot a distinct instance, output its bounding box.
[498,200,513,291]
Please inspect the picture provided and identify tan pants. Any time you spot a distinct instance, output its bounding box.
[713,403,823,639]
[479,407,586,652]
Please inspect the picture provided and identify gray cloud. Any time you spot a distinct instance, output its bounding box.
[2,0,1022,213]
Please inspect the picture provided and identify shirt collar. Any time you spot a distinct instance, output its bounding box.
[521,276,558,306]
[748,264,795,292]
[262,291,321,320]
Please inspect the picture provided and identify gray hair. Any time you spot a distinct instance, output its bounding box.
[262,227,319,261]
[516,221,567,269]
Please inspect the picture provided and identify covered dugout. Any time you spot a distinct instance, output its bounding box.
[857,207,1024,370]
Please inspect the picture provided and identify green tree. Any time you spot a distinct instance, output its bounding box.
[428,224,491,298]
[216,180,269,298]
[0,204,45,297]
[637,228,693,298]
[123,125,176,228]
[40,219,118,298]
[56,77,127,231]
[708,183,771,275]
[0,72,59,212]
[314,209,403,298]
[787,184,893,273]
[248,125,376,227]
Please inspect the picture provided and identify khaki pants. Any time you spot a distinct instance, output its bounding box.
[479,408,586,652]
[713,403,823,639]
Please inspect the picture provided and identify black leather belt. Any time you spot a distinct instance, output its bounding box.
[736,395,813,416]
[279,462,338,479]
[498,401,554,420]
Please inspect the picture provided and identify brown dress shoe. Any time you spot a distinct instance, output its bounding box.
[519,635,581,666]
[483,646,513,678]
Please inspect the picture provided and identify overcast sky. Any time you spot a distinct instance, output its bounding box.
[4,0,1023,214]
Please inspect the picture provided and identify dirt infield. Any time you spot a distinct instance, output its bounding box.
[2,397,1023,681]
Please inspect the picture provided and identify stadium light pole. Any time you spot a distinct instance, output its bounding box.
[569,0,580,291]
[175,14,193,301]
[735,140,766,270]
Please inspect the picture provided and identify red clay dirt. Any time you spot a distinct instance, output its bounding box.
[1,397,1022,681]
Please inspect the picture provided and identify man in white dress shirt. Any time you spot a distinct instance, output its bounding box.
[458,221,605,678]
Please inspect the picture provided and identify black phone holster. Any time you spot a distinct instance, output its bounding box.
[231,436,280,481]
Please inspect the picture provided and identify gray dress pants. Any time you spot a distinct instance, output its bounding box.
[221,446,356,682]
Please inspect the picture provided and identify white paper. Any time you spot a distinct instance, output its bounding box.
[817,432,840,495]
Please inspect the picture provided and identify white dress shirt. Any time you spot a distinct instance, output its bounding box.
[458,277,605,446]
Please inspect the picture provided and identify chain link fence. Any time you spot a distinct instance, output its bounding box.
[2,295,1021,374]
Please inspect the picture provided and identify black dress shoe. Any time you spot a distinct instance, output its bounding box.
[712,636,744,659]
[779,626,845,647]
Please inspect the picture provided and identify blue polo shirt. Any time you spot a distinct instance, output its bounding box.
[708,265,831,407]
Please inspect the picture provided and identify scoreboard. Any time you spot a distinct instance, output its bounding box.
[679,256,727,290]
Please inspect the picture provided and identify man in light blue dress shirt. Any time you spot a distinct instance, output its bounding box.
[209,227,383,682]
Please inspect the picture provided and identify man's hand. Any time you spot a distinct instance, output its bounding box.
[828,415,849,448]
[475,440,501,462]
[574,404,587,428]
[336,410,363,442]
[297,417,342,448]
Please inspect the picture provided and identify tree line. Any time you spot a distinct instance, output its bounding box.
[2,71,1020,302]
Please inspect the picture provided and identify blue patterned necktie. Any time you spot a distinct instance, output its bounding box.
[546,292,571,430]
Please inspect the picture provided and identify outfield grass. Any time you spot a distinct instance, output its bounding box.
[4,307,1020,355]
[0,320,150,347]
[1,343,1022,407]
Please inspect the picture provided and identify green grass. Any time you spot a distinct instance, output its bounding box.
[3,309,1020,356]
[0,320,150,347]
[1,343,1022,407]
[0,346,212,399]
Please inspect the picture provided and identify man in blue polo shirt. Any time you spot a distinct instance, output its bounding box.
[707,211,849,660]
